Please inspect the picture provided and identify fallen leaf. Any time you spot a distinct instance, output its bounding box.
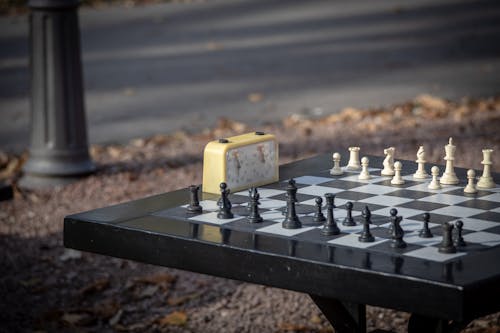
[135,272,177,285]
[157,311,188,326]
[79,278,110,296]
[59,249,82,261]
[167,292,202,306]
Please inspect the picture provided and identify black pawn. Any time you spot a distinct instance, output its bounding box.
[419,212,433,238]
[438,222,456,254]
[390,210,406,249]
[359,206,375,242]
[282,183,301,229]
[322,193,340,235]
[342,201,356,226]
[388,208,398,235]
[187,185,202,213]
[248,191,263,223]
[454,220,466,247]
[217,182,234,219]
[313,197,326,223]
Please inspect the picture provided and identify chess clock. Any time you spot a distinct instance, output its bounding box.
[202,132,279,194]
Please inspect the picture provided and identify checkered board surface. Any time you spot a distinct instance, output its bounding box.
[154,167,500,264]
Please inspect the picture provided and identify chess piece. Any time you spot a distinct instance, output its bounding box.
[322,193,340,235]
[428,166,442,190]
[391,161,405,185]
[413,146,429,179]
[381,147,395,176]
[419,212,433,238]
[217,182,234,219]
[464,169,478,194]
[387,208,400,235]
[313,197,326,223]
[247,187,259,211]
[438,222,456,253]
[477,149,495,189]
[390,209,406,249]
[282,180,301,229]
[358,156,371,180]
[187,185,202,213]
[248,190,263,223]
[330,152,343,175]
[440,137,459,185]
[359,206,375,242]
[346,147,361,170]
[342,201,356,226]
[454,220,466,247]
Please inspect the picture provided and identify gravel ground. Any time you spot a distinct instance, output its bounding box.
[1,95,500,332]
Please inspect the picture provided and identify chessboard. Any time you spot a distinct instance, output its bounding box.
[153,162,500,271]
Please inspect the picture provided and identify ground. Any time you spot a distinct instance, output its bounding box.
[1,94,500,332]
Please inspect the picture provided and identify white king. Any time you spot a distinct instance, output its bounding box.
[440,137,459,185]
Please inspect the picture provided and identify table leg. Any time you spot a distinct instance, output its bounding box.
[408,314,471,333]
[309,294,366,333]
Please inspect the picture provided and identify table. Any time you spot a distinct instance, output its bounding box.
[64,153,500,333]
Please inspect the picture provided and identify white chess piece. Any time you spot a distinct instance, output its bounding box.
[413,146,429,179]
[477,149,495,189]
[381,147,395,176]
[346,147,361,170]
[390,161,405,185]
[428,166,442,190]
[358,156,371,180]
[464,169,478,194]
[440,137,459,185]
[330,152,343,175]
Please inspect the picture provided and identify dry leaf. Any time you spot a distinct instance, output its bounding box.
[157,311,188,326]
[135,272,177,285]
[79,278,110,296]
[167,292,201,306]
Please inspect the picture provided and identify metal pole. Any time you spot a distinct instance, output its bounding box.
[21,0,95,188]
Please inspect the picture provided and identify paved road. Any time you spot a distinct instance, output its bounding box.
[1,0,500,151]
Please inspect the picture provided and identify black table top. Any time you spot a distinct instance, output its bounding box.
[64,152,500,322]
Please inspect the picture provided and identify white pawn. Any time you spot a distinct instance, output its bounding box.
[358,156,371,180]
[391,161,405,185]
[330,152,343,175]
[346,147,361,170]
[428,166,442,190]
[464,169,478,194]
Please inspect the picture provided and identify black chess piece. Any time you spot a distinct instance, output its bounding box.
[248,190,263,223]
[438,222,457,253]
[313,197,326,223]
[390,210,406,249]
[187,185,202,214]
[454,220,467,247]
[217,182,234,219]
[359,206,375,242]
[283,178,298,216]
[282,182,301,229]
[419,212,433,238]
[342,201,356,226]
[387,208,398,235]
[322,193,340,235]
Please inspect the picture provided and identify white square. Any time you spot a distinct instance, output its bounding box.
[338,223,364,234]
[418,194,470,205]
[492,207,500,214]
[372,207,424,219]
[196,200,220,211]
[431,206,486,218]
[378,219,439,232]
[481,193,500,202]
[301,197,350,208]
[234,188,284,198]
[403,174,428,182]
[463,232,500,246]
[256,222,316,236]
[260,210,286,221]
[298,185,345,196]
[293,176,333,185]
[358,195,413,206]
[188,211,243,225]
[258,199,286,210]
[404,247,466,262]
[341,174,385,184]
[333,208,362,219]
[352,184,398,195]
[403,231,442,246]
[328,233,388,249]
[485,186,500,192]
[450,218,499,231]
[406,183,460,193]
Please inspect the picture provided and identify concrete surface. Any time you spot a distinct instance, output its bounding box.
[1,0,500,151]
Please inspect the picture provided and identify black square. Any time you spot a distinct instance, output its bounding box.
[261,181,309,190]
[408,213,457,224]
[469,211,500,222]
[483,225,500,234]
[373,179,420,188]
[457,199,500,210]
[444,188,495,198]
[396,200,448,211]
[268,192,316,202]
[319,179,367,190]
[336,191,376,201]
[275,204,316,215]
[385,189,433,200]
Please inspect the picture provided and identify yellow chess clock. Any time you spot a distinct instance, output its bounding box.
[202,132,279,194]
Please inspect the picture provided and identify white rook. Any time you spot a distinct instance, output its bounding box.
[346,147,361,170]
